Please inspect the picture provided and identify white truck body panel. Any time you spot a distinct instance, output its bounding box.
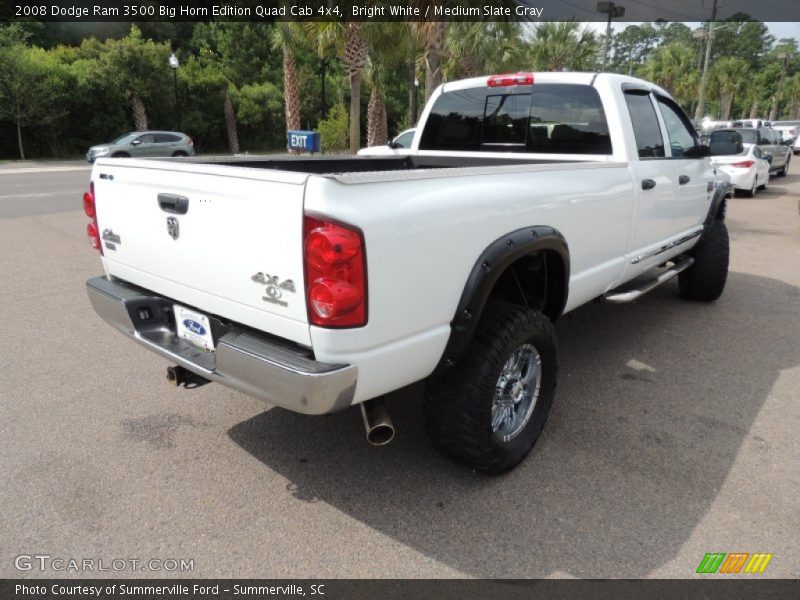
[94,160,312,346]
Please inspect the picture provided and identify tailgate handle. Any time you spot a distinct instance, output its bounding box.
[157,194,189,214]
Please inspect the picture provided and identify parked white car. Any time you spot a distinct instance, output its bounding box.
[709,132,770,196]
[357,128,416,156]
[85,72,732,474]
[772,120,800,143]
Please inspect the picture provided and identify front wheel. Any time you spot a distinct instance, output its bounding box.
[424,303,557,475]
[779,157,790,177]
[678,219,729,302]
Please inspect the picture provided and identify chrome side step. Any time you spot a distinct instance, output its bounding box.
[604,257,695,303]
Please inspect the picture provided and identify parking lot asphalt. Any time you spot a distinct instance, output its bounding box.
[0,165,798,579]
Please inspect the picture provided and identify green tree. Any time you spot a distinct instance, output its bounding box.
[0,44,70,159]
[442,21,524,80]
[527,22,599,72]
[317,100,349,153]
[641,42,699,109]
[305,22,369,154]
[710,57,750,120]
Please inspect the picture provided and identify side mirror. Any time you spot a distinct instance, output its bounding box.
[386,139,397,149]
[131,139,141,146]
[698,144,711,158]
[765,154,773,164]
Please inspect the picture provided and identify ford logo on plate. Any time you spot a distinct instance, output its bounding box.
[183,319,207,336]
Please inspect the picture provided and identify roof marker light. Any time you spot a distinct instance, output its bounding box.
[487,72,534,87]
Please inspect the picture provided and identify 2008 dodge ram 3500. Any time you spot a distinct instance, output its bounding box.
[85,72,733,474]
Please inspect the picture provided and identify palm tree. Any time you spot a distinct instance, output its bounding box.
[305,22,369,154]
[641,43,699,108]
[364,22,413,146]
[711,57,749,120]
[526,22,599,72]
[223,89,239,154]
[410,12,447,102]
[271,23,303,140]
[443,22,525,80]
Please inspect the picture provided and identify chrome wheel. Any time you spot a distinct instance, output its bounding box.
[491,343,542,442]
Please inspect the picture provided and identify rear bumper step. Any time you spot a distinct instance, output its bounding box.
[604,256,695,303]
[86,276,357,414]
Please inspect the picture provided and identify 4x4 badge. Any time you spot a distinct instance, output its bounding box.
[166,216,179,240]
[251,272,295,307]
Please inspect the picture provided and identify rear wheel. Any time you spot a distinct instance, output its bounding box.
[172,151,188,157]
[678,219,729,302]
[424,303,557,475]
[746,177,757,197]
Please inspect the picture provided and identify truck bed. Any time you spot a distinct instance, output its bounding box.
[164,154,566,175]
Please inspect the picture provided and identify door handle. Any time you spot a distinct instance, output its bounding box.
[157,193,189,214]
[679,175,691,185]
[641,179,656,190]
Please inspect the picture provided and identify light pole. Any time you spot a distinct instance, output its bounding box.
[410,75,420,125]
[597,2,625,72]
[770,52,792,121]
[694,0,718,121]
[168,53,180,128]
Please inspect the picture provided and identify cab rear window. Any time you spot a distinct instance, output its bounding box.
[419,83,612,155]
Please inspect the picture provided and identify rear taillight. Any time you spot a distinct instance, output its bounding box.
[304,215,367,328]
[187,137,193,146]
[487,72,534,87]
[731,160,754,168]
[84,182,102,253]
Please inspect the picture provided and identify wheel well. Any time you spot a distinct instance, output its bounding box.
[485,250,567,322]
[715,194,730,221]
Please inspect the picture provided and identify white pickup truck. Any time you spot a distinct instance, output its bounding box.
[85,72,732,474]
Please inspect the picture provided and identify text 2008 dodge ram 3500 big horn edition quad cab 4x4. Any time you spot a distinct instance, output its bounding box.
[85,72,732,474]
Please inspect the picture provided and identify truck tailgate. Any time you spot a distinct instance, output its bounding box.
[92,159,311,346]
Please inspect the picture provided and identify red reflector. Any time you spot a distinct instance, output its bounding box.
[487,72,534,87]
[731,160,754,168]
[84,182,102,254]
[188,138,193,145]
[309,279,362,320]
[304,215,367,328]
[87,222,100,249]
[83,191,95,218]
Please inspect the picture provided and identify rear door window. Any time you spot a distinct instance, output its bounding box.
[624,91,665,158]
[655,96,701,158]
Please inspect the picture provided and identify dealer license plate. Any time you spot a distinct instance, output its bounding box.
[173,305,215,351]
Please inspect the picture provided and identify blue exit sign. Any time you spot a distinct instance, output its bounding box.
[287,130,320,153]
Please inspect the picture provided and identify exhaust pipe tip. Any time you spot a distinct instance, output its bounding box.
[360,399,395,446]
[366,423,395,446]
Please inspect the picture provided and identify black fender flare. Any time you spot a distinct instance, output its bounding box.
[703,178,733,232]
[433,226,570,374]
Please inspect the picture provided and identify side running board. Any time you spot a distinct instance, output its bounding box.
[604,256,695,303]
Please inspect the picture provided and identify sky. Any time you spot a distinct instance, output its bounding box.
[585,21,800,43]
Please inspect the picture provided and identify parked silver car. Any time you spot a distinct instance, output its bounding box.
[86,131,195,162]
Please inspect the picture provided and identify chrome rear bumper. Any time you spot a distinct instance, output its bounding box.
[86,276,357,414]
